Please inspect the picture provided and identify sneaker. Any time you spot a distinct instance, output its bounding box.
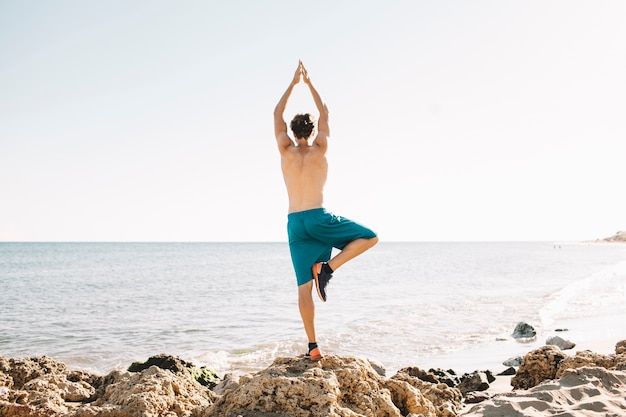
[306,346,323,361]
[312,262,333,302]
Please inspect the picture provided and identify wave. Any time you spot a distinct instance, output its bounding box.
[539,260,626,327]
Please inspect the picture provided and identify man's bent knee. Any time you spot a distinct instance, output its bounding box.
[360,236,378,250]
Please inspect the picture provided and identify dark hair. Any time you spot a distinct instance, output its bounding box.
[290,113,316,139]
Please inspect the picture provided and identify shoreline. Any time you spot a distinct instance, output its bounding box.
[12,311,624,380]
[2,341,624,417]
[421,311,624,375]
[2,328,625,416]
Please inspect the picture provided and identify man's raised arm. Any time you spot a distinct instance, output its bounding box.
[274,62,303,151]
[301,63,330,147]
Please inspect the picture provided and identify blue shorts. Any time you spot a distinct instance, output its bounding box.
[287,208,377,286]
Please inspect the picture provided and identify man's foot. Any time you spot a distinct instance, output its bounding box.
[306,346,323,361]
[312,262,333,302]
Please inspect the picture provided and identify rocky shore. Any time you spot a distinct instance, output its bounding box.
[2,339,626,417]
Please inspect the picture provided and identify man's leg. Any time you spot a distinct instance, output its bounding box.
[298,280,316,343]
[327,236,378,272]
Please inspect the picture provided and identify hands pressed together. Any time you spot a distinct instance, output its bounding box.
[292,60,311,86]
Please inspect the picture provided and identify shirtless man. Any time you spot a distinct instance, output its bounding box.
[273,61,378,360]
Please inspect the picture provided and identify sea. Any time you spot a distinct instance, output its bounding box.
[1,242,625,377]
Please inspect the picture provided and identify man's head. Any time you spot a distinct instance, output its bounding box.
[290,113,316,140]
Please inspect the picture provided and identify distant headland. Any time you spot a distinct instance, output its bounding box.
[601,230,626,242]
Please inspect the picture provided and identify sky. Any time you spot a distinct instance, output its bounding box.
[1,0,625,242]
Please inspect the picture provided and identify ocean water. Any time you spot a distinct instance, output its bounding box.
[1,242,625,376]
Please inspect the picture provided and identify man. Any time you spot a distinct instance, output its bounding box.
[273,61,378,360]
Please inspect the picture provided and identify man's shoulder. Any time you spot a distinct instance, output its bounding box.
[311,132,328,151]
[276,133,294,153]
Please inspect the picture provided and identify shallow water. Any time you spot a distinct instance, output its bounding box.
[1,242,624,375]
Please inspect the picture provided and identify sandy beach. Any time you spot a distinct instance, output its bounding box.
[453,313,626,416]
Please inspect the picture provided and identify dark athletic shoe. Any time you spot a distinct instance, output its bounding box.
[305,346,323,361]
[312,262,333,302]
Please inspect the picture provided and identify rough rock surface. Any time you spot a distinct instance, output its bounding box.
[426,368,461,388]
[392,367,463,417]
[205,356,463,417]
[496,367,516,376]
[511,345,566,389]
[556,349,626,379]
[456,372,491,395]
[85,366,216,417]
[511,322,536,340]
[502,356,523,367]
[4,342,626,417]
[512,344,626,390]
[0,354,216,417]
[0,355,463,417]
[463,391,490,404]
[128,354,220,389]
[0,356,68,389]
[546,335,575,350]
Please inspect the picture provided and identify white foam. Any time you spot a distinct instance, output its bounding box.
[540,260,626,327]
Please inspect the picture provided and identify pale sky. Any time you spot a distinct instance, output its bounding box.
[1,0,624,242]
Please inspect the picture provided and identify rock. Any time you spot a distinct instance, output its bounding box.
[546,335,576,350]
[457,372,491,395]
[427,368,461,388]
[616,340,626,354]
[484,370,496,383]
[0,355,93,416]
[512,322,537,340]
[401,367,439,384]
[0,354,217,417]
[205,355,463,417]
[128,354,221,389]
[392,367,463,417]
[188,367,221,389]
[22,372,95,402]
[511,345,566,389]
[212,373,240,396]
[87,365,216,417]
[510,344,626,390]
[497,367,516,376]
[0,355,68,389]
[464,391,490,404]
[128,353,192,373]
[556,349,624,378]
[368,359,387,377]
[502,356,523,367]
[6,347,624,417]
[0,372,12,390]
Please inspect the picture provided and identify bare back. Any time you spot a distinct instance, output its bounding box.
[274,61,330,213]
[280,143,328,213]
